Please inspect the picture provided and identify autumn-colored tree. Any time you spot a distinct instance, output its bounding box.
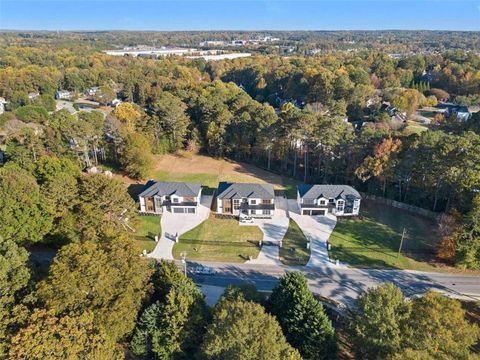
[355,137,402,196]
[0,240,31,357]
[0,165,53,244]
[392,89,422,118]
[120,132,154,180]
[93,85,116,105]
[430,88,450,102]
[8,309,119,360]
[113,102,141,131]
[74,174,137,241]
[36,234,153,342]
[405,292,480,359]
[347,283,411,359]
[201,299,301,360]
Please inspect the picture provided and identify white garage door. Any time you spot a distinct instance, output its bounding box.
[302,209,327,216]
[173,207,196,214]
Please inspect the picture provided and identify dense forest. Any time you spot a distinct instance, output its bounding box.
[0,32,480,357]
[1,30,480,53]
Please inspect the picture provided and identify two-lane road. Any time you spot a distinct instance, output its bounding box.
[185,261,480,306]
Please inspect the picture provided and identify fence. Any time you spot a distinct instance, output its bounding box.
[361,193,443,221]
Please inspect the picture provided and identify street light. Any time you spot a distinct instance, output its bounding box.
[180,251,187,276]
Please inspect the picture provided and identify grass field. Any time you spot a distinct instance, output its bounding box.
[280,219,310,266]
[328,200,440,271]
[151,152,299,197]
[172,215,263,262]
[132,215,161,253]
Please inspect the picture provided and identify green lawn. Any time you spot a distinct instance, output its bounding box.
[133,215,161,253]
[280,219,310,266]
[153,170,219,194]
[172,216,263,262]
[328,200,439,271]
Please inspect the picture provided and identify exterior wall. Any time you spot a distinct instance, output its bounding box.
[139,196,146,212]
[299,197,361,216]
[248,209,273,217]
[217,196,274,217]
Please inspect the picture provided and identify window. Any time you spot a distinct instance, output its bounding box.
[319,200,327,206]
[262,210,271,215]
[172,198,179,203]
[250,199,257,205]
[336,200,344,212]
[261,199,271,204]
[329,198,335,203]
[233,199,240,210]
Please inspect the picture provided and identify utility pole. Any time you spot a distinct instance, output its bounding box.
[180,251,187,276]
[397,228,407,258]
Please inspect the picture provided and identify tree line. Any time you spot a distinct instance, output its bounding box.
[0,45,479,269]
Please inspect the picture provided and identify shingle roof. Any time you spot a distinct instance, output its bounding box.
[139,181,202,198]
[217,182,275,199]
[298,184,361,200]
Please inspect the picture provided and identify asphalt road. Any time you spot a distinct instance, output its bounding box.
[186,261,480,307]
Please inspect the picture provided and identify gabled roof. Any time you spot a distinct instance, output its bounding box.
[298,184,361,200]
[139,181,201,198]
[217,182,275,199]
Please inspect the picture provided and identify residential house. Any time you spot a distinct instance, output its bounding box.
[297,184,361,216]
[216,182,275,218]
[55,90,72,100]
[440,103,472,121]
[111,98,122,107]
[0,97,8,114]
[85,87,99,98]
[139,181,202,215]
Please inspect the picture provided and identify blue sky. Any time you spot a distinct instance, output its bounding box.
[1,0,479,31]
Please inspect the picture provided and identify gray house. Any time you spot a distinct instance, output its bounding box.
[139,181,202,214]
[216,182,275,218]
[297,184,361,216]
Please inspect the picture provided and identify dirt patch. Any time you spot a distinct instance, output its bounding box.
[155,153,285,187]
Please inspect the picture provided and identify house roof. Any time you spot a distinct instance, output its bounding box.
[298,184,361,200]
[217,182,275,199]
[139,181,202,198]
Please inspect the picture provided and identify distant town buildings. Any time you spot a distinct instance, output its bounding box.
[104,46,197,57]
[199,36,279,47]
[104,46,251,61]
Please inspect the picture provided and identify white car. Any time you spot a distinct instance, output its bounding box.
[240,216,254,224]
[194,266,216,275]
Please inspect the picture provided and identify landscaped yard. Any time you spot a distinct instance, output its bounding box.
[172,215,263,262]
[280,219,310,266]
[328,200,440,271]
[132,215,161,253]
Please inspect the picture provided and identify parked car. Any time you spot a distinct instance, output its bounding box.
[240,216,254,224]
[193,266,216,275]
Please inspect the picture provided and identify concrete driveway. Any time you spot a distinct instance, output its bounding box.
[247,196,289,265]
[148,195,212,260]
[287,199,338,268]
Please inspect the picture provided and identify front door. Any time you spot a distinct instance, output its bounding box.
[145,197,155,212]
[222,199,232,214]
